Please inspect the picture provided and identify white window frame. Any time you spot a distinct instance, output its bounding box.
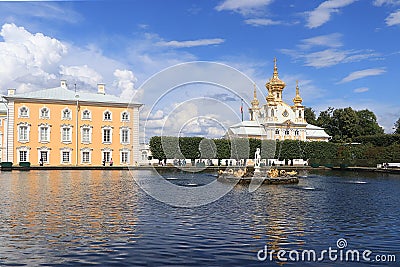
[60,147,72,164]
[18,106,29,118]
[141,151,148,161]
[101,148,113,163]
[40,107,50,119]
[62,108,72,120]
[103,110,112,121]
[17,122,30,143]
[121,111,130,122]
[38,147,51,164]
[82,109,92,120]
[81,125,93,144]
[61,124,73,144]
[38,123,51,143]
[120,127,130,145]
[20,150,28,162]
[16,146,30,163]
[120,149,130,165]
[80,148,92,164]
[102,126,113,144]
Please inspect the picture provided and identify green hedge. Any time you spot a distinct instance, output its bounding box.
[353,134,400,147]
[149,136,400,166]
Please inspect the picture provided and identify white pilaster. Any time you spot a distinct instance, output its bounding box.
[7,101,14,163]
[132,106,140,165]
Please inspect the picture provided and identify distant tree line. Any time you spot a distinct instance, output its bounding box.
[149,137,400,167]
[304,107,385,142]
[395,118,400,134]
[149,108,400,167]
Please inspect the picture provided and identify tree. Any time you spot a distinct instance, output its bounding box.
[356,109,384,136]
[316,107,334,136]
[149,136,166,162]
[394,117,400,134]
[332,107,359,142]
[315,107,383,142]
[179,137,202,160]
[304,107,317,125]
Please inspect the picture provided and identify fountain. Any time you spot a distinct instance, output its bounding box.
[217,148,299,185]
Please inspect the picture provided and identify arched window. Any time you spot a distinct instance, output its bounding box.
[275,129,280,135]
[40,107,50,119]
[82,110,91,120]
[298,110,302,118]
[104,111,112,121]
[142,151,148,161]
[285,130,290,135]
[271,109,275,117]
[19,106,29,118]
[62,108,72,120]
[121,111,130,122]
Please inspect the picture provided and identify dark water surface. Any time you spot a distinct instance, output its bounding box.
[0,169,399,266]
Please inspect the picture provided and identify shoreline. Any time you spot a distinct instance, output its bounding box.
[2,165,400,174]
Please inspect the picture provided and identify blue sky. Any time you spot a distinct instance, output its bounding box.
[0,0,400,139]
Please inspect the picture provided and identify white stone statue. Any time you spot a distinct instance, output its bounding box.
[254,148,261,167]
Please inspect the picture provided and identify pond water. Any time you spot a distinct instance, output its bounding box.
[0,169,398,266]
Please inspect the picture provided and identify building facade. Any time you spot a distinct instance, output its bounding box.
[0,100,7,160]
[227,58,330,142]
[2,80,142,166]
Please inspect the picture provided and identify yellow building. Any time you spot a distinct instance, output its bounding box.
[0,99,7,160]
[2,80,142,166]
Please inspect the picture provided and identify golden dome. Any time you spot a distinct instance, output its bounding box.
[251,84,259,107]
[265,57,286,91]
[266,89,275,103]
[293,80,303,105]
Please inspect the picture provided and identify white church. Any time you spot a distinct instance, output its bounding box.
[226,58,330,142]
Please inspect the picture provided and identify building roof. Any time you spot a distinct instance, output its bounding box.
[4,86,141,106]
[228,120,268,137]
[0,97,7,114]
[306,124,331,138]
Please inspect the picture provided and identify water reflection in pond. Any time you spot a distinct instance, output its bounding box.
[0,169,398,266]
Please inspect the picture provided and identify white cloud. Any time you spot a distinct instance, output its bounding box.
[0,23,67,92]
[156,38,225,48]
[0,22,134,96]
[0,2,82,25]
[373,0,400,6]
[353,87,369,93]
[306,0,358,28]
[282,48,378,68]
[299,33,343,49]
[244,18,281,26]
[303,49,348,68]
[281,33,380,68]
[338,68,386,83]
[113,69,138,100]
[385,9,400,25]
[215,0,274,15]
[60,65,103,88]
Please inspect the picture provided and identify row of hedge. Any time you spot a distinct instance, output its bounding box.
[150,136,400,167]
[352,134,400,147]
